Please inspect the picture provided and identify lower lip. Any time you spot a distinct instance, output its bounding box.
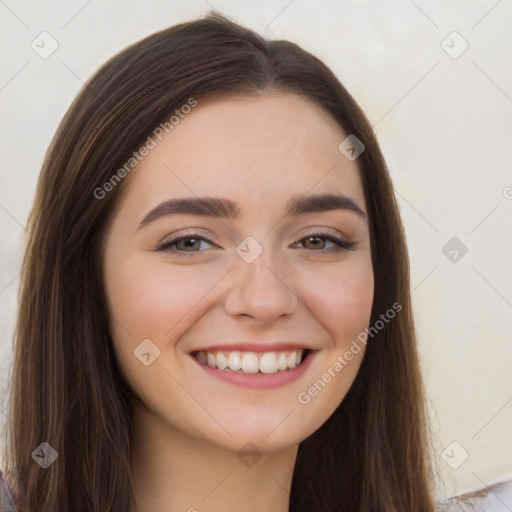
[191,351,316,389]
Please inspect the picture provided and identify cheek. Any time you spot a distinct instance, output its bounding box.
[104,256,227,342]
[292,261,373,426]
[300,258,374,346]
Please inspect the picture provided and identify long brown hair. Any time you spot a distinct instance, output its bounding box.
[3,11,442,511]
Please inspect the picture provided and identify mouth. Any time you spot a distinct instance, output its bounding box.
[191,348,313,374]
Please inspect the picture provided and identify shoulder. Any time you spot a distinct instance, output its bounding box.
[0,469,20,512]
[436,477,512,512]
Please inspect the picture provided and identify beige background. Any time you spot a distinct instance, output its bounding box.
[1,0,511,502]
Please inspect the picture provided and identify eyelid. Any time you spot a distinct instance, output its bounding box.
[292,224,353,243]
[158,228,212,245]
[295,226,349,240]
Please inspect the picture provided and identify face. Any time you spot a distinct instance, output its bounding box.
[101,93,374,454]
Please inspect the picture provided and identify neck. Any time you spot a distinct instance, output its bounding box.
[130,401,298,512]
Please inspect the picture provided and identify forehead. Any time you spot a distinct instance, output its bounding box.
[112,92,365,221]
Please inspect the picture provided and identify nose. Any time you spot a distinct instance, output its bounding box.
[223,243,298,324]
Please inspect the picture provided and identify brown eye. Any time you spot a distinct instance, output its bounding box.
[296,233,353,251]
[302,236,327,249]
[175,237,202,251]
[156,234,216,256]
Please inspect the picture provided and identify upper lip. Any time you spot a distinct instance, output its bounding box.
[190,342,313,353]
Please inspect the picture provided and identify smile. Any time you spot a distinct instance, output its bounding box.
[193,349,311,374]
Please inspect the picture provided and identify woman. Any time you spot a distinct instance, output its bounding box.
[0,11,484,512]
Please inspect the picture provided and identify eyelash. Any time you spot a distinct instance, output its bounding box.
[156,232,354,256]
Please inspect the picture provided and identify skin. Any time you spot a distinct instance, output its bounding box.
[101,92,374,512]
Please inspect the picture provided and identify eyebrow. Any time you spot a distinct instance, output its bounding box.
[137,192,367,229]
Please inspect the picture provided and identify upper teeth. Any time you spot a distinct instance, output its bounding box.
[196,349,304,374]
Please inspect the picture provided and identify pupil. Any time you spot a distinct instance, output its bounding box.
[307,236,322,248]
[184,238,197,249]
